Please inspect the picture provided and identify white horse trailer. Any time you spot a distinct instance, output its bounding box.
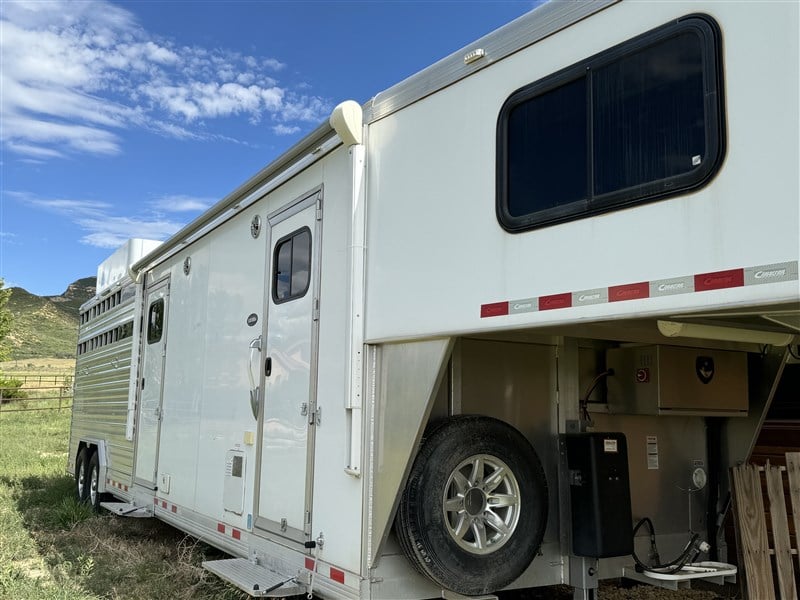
[68,1,800,598]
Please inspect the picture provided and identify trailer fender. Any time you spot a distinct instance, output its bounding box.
[73,438,109,495]
[395,415,548,596]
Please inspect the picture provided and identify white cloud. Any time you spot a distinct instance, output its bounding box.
[263,58,286,71]
[7,191,191,249]
[273,124,300,136]
[0,0,332,159]
[151,195,215,213]
[77,216,183,248]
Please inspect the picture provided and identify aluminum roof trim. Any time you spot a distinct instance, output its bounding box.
[130,120,336,275]
[365,0,619,123]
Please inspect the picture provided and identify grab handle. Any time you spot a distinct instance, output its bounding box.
[248,336,262,419]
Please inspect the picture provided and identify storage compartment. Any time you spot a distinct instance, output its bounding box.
[566,432,633,558]
[607,345,748,416]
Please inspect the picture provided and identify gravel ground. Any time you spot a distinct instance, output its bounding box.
[498,579,740,600]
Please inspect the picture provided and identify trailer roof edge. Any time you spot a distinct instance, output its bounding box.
[130,0,619,276]
[130,120,336,276]
[365,0,620,123]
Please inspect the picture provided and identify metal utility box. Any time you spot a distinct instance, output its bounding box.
[607,345,748,416]
[566,432,633,558]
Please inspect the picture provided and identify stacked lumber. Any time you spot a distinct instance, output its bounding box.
[731,452,800,600]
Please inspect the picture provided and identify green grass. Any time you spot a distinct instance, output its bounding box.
[0,398,247,600]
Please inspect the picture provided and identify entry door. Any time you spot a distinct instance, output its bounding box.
[255,192,321,542]
[134,279,169,487]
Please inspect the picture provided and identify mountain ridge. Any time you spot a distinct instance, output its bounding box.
[5,278,97,359]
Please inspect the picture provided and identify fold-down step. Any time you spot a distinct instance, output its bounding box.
[100,502,153,518]
[202,558,305,598]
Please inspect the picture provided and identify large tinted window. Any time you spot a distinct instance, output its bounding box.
[272,228,312,303]
[497,16,723,232]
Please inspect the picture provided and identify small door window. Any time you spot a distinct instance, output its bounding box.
[147,299,165,344]
[272,227,312,303]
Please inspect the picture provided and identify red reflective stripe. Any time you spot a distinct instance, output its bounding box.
[609,282,649,302]
[171,505,177,513]
[539,293,572,311]
[161,501,167,509]
[694,269,744,291]
[480,302,509,318]
[153,497,158,504]
[305,557,315,571]
[330,567,345,584]
[217,523,225,534]
[232,529,241,540]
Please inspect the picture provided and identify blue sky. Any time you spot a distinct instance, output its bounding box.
[1,0,536,297]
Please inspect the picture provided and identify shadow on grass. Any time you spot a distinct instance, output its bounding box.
[4,474,247,600]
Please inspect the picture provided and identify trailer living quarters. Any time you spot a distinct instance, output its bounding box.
[69,1,800,598]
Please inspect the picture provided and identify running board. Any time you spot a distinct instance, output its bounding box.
[202,558,306,598]
[100,501,153,518]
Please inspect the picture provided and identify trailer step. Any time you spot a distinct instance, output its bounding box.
[202,558,305,598]
[100,502,153,518]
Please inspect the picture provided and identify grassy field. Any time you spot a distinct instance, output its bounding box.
[0,358,76,375]
[0,395,246,600]
[0,368,730,600]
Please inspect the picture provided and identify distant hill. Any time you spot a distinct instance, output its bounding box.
[5,278,96,359]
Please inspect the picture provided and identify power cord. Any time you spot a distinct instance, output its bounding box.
[632,517,709,575]
[578,368,614,427]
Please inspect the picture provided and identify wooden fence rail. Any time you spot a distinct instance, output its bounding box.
[732,452,800,600]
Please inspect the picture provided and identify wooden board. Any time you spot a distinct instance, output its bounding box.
[787,453,800,575]
[765,460,797,600]
[732,463,775,600]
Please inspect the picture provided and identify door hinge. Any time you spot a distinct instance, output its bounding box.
[302,403,321,426]
[312,297,320,322]
[315,198,323,221]
[304,510,312,537]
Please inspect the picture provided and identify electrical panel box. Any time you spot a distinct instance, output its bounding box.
[566,432,633,558]
[607,345,748,416]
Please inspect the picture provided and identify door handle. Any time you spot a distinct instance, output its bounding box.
[265,357,272,377]
[247,336,262,419]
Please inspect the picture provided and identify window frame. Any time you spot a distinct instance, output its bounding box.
[496,14,725,233]
[271,226,312,304]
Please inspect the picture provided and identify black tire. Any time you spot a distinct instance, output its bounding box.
[87,452,104,511]
[74,448,89,503]
[395,415,548,596]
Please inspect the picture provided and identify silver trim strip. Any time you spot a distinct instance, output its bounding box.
[365,0,619,123]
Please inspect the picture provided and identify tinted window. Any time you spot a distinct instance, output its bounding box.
[507,77,587,216]
[272,227,312,303]
[593,32,706,197]
[147,299,164,344]
[497,16,723,231]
